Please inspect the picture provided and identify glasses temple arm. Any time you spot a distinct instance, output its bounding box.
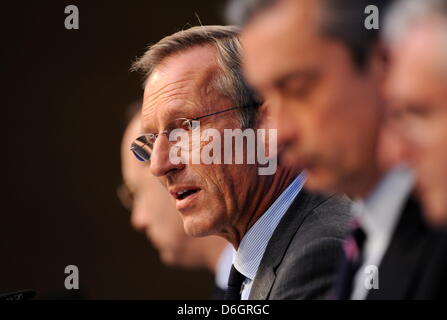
[193,106,243,121]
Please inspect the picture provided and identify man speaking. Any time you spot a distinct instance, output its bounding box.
[130,25,351,299]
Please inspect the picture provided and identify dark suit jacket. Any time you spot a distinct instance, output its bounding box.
[248,190,352,300]
[367,195,447,299]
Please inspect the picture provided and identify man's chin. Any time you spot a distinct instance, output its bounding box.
[183,227,213,238]
[305,168,340,194]
[182,218,212,238]
[159,250,188,268]
[182,213,222,238]
[159,252,177,267]
[278,148,302,168]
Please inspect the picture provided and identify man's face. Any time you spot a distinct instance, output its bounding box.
[121,115,212,267]
[242,0,386,196]
[386,22,447,226]
[141,45,260,238]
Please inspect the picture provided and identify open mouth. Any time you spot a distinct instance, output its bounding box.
[170,187,202,212]
[174,188,201,200]
[169,185,203,213]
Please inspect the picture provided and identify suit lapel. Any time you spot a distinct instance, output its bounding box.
[249,190,325,299]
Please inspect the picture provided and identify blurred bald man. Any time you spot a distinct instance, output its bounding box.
[119,102,232,298]
[385,0,447,228]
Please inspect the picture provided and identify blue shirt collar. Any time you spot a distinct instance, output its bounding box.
[233,172,307,280]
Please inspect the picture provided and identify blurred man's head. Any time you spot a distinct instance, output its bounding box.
[241,0,395,197]
[131,26,297,247]
[385,0,447,226]
[120,106,226,268]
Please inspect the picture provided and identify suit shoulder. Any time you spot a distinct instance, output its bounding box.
[292,193,352,245]
[270,193,351,299]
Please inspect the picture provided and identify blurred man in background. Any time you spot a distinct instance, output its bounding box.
[239,0,447,299]
[119,101,232,299]
[131,25,351,300]
[385,0,447,228]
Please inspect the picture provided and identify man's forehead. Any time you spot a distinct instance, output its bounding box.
[395,26,447,86]
[388,28,447,106]
[141,98,193,132]
[142,72,193,121]
[399,21,445,61]
[141,45,220,131]
[147,45,219,88]
[242,0,320,87]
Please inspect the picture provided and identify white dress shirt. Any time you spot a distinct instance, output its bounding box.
[350,165,415,300]
[232,172,307,300]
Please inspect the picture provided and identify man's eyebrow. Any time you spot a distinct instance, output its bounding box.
[141,103,196,133]
[162,104,189,120]
[275,69,319,88]
[141,112,157,133]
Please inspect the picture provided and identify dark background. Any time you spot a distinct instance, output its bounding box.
[1,0,227,299]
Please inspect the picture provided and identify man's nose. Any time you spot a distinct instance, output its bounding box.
[150,134,185,177]
[396,137,417,166]
[270,102,299,150]
[378,128,409,168]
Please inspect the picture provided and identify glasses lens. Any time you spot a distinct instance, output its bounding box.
[131,145,149,162]
[130,134,155,162]
[176,118,200,131]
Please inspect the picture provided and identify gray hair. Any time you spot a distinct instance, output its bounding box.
[131,25,260,128]
[385,0,447,45]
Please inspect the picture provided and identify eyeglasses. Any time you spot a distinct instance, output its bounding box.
[130,106,243,162]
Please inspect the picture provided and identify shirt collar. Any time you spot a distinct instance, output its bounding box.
[353,165,415,238]
[233,172,307,280]
[215,244,234,290]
